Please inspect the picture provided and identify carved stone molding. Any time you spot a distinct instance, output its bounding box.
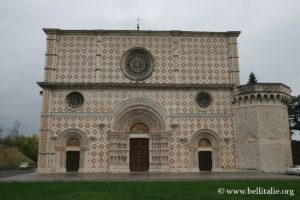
[234,83,291,96]
[37,82,235,90]
[43,28,241,37]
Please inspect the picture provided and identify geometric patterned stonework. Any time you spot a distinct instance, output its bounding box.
[37,29,292,173]
[54,34,231,84]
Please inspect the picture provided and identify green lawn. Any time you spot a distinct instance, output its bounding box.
[0,180,299,200]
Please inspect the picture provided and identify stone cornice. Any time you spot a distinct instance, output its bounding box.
[234,83,291,96]
[37,82,235,90]
[43,28,241,37]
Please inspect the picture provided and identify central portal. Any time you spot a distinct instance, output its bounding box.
[129,138,149,171]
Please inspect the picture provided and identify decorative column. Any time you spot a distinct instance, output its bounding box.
[54,146,66,172]
[172,33,180,83]
[149,131,170,172]
[95,34,102,82]
[227,31,241,85]
[108,132,130,172]
[37,29,58,173]
[44,32,58,82]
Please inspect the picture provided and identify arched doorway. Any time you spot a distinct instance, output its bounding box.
[129,123,149,171]
[111,99,168,172]
[188,130,221,172]
[198,138,212,171]
[55,129,89,172]
[66,138,80,172]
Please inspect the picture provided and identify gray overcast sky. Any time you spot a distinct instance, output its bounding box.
[0,0,299,135]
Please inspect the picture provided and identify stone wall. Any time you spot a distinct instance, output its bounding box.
[234,83,293,172]
[39,29,293,173]
[38,87,237,172]
[43,29,240,85]
[38,29,242,172]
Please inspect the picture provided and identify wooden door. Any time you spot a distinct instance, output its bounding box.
[130,138,149,171]
[66,151,80,172]
[198,151,212,171]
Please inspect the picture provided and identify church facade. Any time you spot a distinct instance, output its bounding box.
[37,29,292,173]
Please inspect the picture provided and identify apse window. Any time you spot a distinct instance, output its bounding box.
[66,92,84,110]
[196,92,212,108]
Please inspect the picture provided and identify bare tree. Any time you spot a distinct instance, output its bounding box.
[8,121,21,146]
[0,126,3,145]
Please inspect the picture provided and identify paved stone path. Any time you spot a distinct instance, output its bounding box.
[0,169,34,178]
[0,171,300,182]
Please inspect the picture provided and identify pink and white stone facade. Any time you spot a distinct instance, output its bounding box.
[37,29,292,173]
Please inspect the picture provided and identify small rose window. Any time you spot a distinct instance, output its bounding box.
[66,92,84,110]
[196,92,212,108]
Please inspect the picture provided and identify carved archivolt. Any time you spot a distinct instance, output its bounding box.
[112,98,167,132]
[188,129,220,149]
[67,138,80,146]
[56,128,89,149]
